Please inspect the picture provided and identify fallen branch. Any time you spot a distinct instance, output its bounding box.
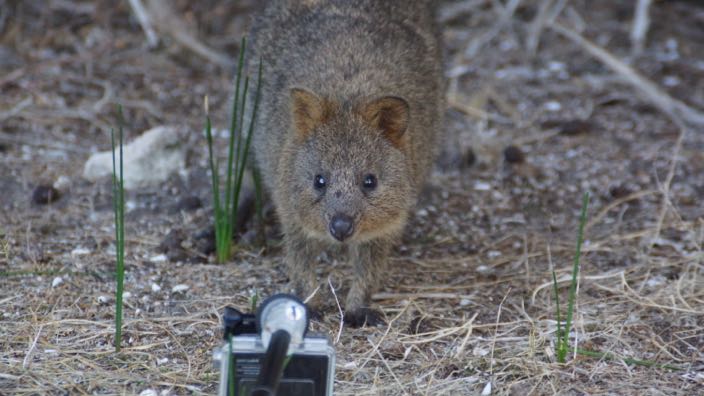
[549,22,704,127]
[144,0,235,69]
[128,0,160,49]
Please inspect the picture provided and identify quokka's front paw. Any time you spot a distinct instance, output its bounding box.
[344,307,385,328]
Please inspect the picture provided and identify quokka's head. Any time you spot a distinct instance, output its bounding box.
[277,87,415,243]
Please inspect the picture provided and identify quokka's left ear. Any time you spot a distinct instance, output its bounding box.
[356,96,409,147]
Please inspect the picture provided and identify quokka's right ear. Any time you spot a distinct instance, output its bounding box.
[290,87,330,139]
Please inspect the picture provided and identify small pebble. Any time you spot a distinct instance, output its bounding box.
[52,276,63,287]
[171,284,189,293]
[503,145,525,164]
[173,195,202,212]
[544,101,562,111]
[149,254,167,263]
[32,185,61,204]
[464,147,476,167]
[556,120,593,136]
[474,181,491,191]
[151,283,162,292]
[71,247,91,256]
[139,390,158,396]
[122,291,132,300]
[53,175,71,192]
[98,295,110,305]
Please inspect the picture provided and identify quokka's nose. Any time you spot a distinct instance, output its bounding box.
[329,214,354,241]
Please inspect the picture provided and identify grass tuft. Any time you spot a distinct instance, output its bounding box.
[553,192,589,363]
[205,37,263,263]
[110,105,126,352]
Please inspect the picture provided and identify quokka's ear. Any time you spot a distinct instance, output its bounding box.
[290,87,330,139]
[357,96,410,147]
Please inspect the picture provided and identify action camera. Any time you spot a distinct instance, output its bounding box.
[213,294,335,396]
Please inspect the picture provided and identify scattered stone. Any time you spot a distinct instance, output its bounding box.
[122,292,132,300]
[159,229,188,262]
[52,276,63,287]
[473,181,491,191]
[541,119,595,136]
[97,295,111,305]
[71,247,91,257]
[609,184,633,199]
[53,175,71,192]
[193,228,216,256]
[171,195,203,213]
[503,145,525,164]
[562,120,593,136]
[82,125,187,190]
[149,254,167,263]
[151,283,162,292]
[139,390,158,396]
[32,185,61,204]
[544,101,562,111]
[171,284,189,293]
[481,382,492,396]
[464,147,476,167]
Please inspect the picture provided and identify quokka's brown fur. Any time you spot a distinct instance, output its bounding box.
[247,0,444,326]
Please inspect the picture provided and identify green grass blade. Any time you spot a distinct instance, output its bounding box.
[224,37,247,229]
[233,59,263,216]
[205,115,227,262]
[551,270,565,362]
[562,192,589,358]
[573,348,682,371]
[112,105,126,352]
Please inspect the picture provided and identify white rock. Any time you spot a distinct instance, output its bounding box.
[139,390,158,396]
[71,247,91,257]
[149,254,167,263]
[83,126,187,190]
[171,284,189,293]
[98,295,110,304]
[122,291,132,300]
[481,382,492,396]
[53,175,71,192]
[151,283,162,292]
[157,357,169,365]
[544,101,562,111]
[342,361,357,370]
[474,181,492,191]
[52,277,63,287]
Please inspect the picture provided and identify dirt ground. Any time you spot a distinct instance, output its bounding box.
[1,1,703,395]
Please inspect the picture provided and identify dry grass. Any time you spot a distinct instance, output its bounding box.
[1,0,704,395]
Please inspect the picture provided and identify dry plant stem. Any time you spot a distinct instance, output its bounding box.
[630,0,653,56]
[144,0,234,68]
[438,0,488,23]
[328,276,344,344]
[651,122,688,249]
[128,0,159,48]
[549,23,704,127]
[526,0,555,55]
[464,0,522,58]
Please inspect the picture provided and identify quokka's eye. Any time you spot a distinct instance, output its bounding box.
[363,174,377,190]
[314,174,326,190]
